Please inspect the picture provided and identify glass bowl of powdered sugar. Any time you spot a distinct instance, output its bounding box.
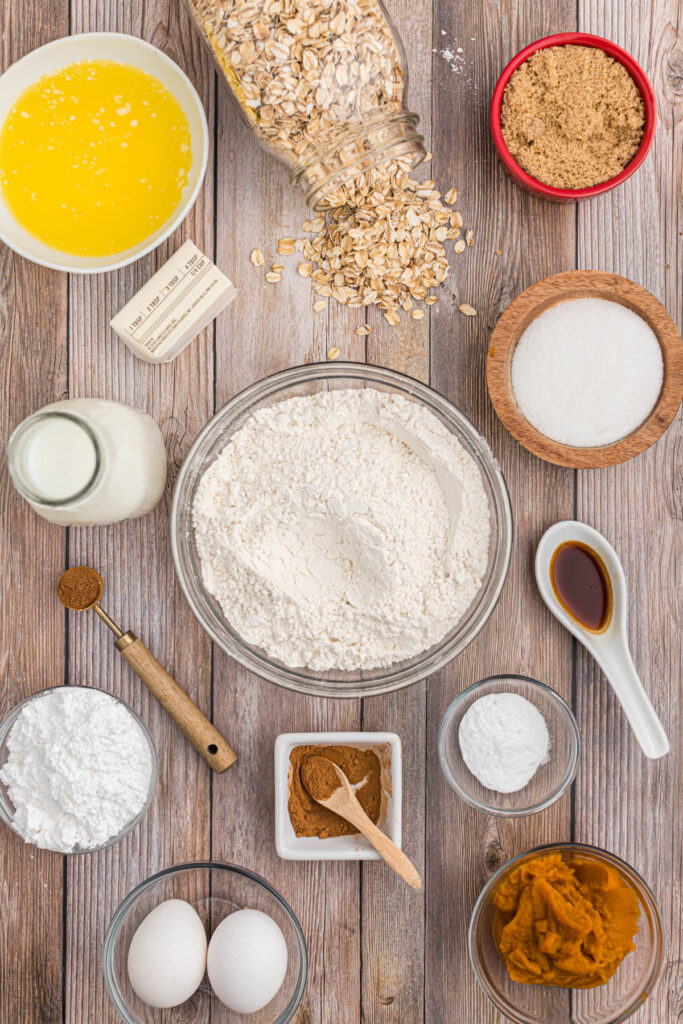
[171,362,512,699]
[438,675,580,816]
[0,685,157,853]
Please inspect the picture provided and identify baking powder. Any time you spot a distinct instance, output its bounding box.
[193,389,490,671]
[0,687,153,852]
[458,692,550,793]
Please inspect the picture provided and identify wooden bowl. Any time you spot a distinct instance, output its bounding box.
[487,270,683,468]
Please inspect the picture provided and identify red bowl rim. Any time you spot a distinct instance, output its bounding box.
[490,32,657,199]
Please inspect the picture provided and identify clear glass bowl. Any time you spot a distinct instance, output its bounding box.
[438,675,580,816]
[0,685,157,853]
[170,362,513,698]
[468,843,665,1024]
[104,861,308,1024]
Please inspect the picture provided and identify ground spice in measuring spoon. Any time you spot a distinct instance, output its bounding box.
[57,566,104,610]
[288,744,382,838]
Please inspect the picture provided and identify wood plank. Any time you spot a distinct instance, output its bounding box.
[209,32,363,1024]
[0,4,69,1023]
[575,2,682,1020]
[427,1,578,1021]
[62,2,216,1021]
[358,0,433,1018]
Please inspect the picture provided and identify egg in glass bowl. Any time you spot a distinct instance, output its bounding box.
[104,862,307,1024]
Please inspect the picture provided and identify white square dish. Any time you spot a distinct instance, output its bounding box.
[274,731,402,860]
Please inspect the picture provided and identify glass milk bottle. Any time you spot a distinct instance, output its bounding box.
[7,398,167,526]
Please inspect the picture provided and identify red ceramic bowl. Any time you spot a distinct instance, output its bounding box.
[490,33,656,202]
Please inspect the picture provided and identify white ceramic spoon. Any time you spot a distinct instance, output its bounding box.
[535,521,669,760]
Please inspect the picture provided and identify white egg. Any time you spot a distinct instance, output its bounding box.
[207,908,288,1014]
[127,898,208,1009]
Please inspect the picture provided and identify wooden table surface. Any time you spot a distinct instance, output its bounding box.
[1,1,681,1022]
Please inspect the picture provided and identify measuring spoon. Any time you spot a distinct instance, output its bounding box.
[535,521,669,760]
[57,566,237,772]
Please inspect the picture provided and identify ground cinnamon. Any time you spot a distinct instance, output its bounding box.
[288,744,382,839]
[300,755,343,802]
[57,566,103,611]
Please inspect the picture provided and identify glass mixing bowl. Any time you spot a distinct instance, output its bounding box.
[438,675,580,817]
[170,362,512,698]
[0,685,157,853]
[104,861,308,1024]
[469,843,665,1024]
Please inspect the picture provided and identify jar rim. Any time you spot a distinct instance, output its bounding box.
[7,410,106,508]
[291,110,425,210]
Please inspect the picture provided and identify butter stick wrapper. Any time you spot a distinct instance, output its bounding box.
[110,240,236,363]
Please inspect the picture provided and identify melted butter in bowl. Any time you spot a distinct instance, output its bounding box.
[0,59,192,257]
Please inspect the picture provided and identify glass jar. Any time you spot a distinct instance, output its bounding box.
[183,0,426,209]
[7,398,167,526]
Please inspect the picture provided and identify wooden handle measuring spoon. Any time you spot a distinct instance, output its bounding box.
[301,756,422,890]
[57,566,237,773]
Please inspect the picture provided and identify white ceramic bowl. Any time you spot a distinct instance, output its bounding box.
[274,732,402,860]
[0,33,209,273]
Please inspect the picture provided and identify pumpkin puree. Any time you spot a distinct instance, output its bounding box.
[493,853,640,988]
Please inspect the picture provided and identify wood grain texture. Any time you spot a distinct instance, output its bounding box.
[487,270,683,468]
[575,2,682,1021]
[0,2,69,1022]
[210,25,364,1024]
[63,2,216,1022]
[427,1,578,1021]
[0,0,680,1022]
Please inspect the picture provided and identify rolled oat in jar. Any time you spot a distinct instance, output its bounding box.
[183,0,426,207]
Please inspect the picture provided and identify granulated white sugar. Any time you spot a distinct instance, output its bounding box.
[511,297,663,447]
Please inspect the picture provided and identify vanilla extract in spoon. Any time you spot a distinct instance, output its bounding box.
[550,541,612,633]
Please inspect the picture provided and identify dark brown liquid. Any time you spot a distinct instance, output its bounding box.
[550,542,611,632]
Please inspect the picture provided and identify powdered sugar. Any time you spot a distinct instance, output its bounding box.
[458,692,550,793]
[0,687,154,852]
[193,389,490,672]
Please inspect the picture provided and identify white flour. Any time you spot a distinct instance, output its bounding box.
[193,389,490,671]
[458,692,550,793]
[0,687,153,852]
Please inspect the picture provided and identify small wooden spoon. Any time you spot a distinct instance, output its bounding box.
[301,756,422,891]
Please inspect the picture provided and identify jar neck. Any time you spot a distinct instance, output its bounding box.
[292,110,426,210]
[7,410,106,509]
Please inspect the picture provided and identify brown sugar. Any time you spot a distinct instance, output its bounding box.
[288,744,382,839]
[500,45,645,189]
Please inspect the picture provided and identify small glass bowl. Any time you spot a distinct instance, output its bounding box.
[104,862,308,1024]
[0,685,157,853]
[438,675,580,816]
[170,362,513,698]
[468,843,665,1024]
